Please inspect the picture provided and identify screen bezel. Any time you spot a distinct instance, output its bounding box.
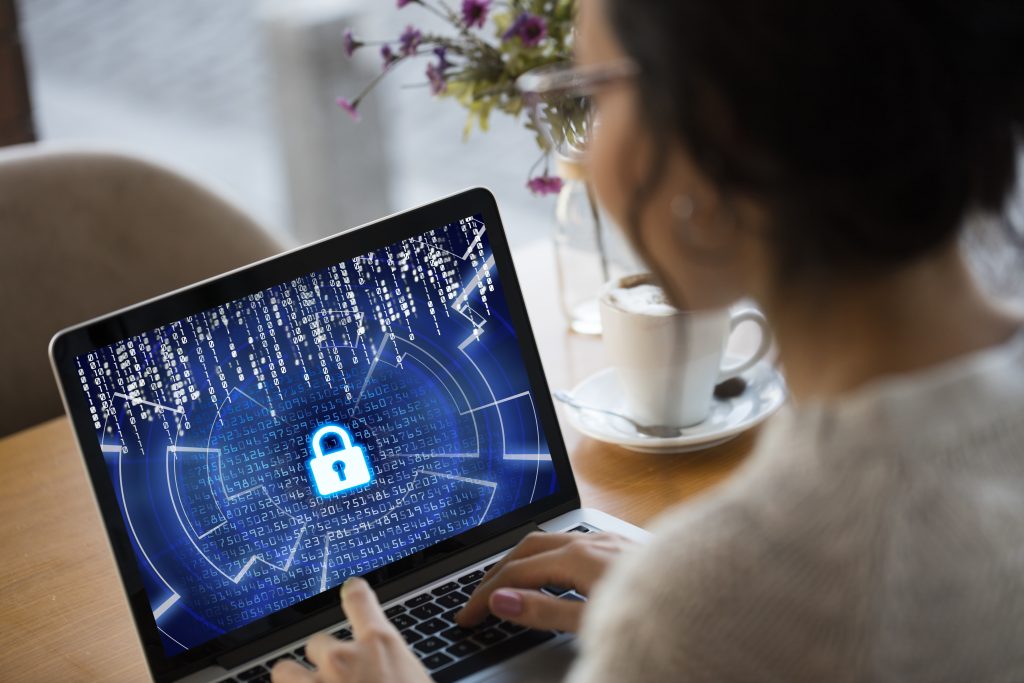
[49,187,580,682]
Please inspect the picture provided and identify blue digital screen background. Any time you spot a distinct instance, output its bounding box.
[73,215,557,656]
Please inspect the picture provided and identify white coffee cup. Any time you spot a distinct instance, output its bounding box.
[599,274,772,428]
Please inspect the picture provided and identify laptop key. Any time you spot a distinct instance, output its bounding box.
[445,639,482,658]
[413,636,447,654]
[405,593,433,608]
[440,625,475,643]
[483,562,498,571]
[498,621,526,635]
[472,627,508,647]
[458,570,485,585]
[401,628,424,645]
[436,591,468,609]
[265,653,295,668]
[385,604,407,618]
[569,525,591,533]
[415,617,448,635]
[237,665,267,680]
[332,627,352,640]
[431,581,460,596]
[389,613,417,630]
[410,602,443,620]
[432,629,558,683]
[541,584,571,596]
[422,652,455,671]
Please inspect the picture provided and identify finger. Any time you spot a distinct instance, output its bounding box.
[458,546,595,626]
[480,532,577,582]
[488,588,585,632]
[480,533,628,593]
[340,577,392,640]
[270,659,316,683]
[305,632,353,674]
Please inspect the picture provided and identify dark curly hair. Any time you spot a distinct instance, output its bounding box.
[604,0,1024,280]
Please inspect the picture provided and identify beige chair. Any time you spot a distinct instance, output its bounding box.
[0,145,284,437]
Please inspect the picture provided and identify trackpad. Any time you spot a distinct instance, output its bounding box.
[470,637,577,683]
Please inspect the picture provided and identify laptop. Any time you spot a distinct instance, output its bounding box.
[50,187,648,683]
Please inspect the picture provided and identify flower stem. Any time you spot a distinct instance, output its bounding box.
[528,150,547,177]
[351,57,407,104]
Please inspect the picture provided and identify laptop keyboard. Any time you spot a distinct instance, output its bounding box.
[221,525,593,683]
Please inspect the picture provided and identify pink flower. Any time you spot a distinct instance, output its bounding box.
[434,46,451,70]
[425,47,450,95]
[461,0,490,29]
[526,174,563,195]
[426,61,446,95]
[396,0,415,7]
[335,97,361,122]
[503,13,547,48]
[399,25,422,56]
[381,44,397,68]
[342,28,361,58]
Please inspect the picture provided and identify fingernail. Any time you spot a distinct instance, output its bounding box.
[490,589,523,617]
[341,576,360,596]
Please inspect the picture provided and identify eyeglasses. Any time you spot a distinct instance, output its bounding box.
[516,59,640,159]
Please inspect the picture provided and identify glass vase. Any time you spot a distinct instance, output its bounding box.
[552,157,639,335]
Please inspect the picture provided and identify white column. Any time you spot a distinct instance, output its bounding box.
[260,0,391,244]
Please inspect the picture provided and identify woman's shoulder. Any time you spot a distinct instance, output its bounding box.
[570,327,1024,682]
[810,324,1024,455]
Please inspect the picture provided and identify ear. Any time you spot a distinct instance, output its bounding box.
[661,145,769,308]
[665,148,741,258]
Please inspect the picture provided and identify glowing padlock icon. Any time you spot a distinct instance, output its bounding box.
[306,423,373,497]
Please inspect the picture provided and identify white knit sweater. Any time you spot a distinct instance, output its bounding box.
[568,328,1024,682]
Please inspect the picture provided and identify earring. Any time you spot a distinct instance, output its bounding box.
[671,194,702,247]
[670,192,732,260]
[671,194,695,222]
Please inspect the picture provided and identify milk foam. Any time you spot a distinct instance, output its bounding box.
[606,283,679,316]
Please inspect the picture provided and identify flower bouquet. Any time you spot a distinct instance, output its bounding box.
[338,0,581,195]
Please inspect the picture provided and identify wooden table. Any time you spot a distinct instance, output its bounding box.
[0,241,760,682]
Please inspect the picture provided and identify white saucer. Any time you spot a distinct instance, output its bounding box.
[560,359,787,453]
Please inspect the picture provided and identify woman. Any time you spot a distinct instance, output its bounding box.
[273,0,1024,680]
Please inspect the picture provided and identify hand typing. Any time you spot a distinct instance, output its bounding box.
[271,578,431,683]
[456,531,634,633]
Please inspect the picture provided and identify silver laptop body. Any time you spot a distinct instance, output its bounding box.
[50,188,648,683]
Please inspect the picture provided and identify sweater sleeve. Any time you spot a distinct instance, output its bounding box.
[564,501,766,683]
[564,488,873,683]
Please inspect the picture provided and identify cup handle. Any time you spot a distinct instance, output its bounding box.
[718,309,772,381]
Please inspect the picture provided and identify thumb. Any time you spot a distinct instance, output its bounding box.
[340,577,389,638]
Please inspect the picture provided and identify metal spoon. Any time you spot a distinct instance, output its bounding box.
[553,377,749,440]
[553,390,685,439]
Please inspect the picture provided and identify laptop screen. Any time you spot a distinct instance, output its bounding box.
[72,212,558,657]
